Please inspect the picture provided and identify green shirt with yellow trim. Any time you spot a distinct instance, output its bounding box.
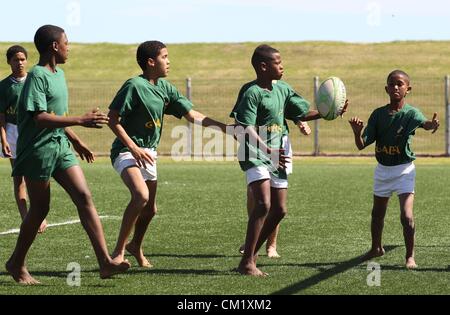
[109,76,193,163]
[362,103,427,166]
[0,75,26,124]
[230,80,310,178]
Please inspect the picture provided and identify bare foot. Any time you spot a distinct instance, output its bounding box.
[236,261,267,277]
[38,219,48,234]
[361,247,385,261]
[126,243,153,268]
[266,246,280,258]
[99,260,131,279]
[111,251,125,264]
[239,244,245,255]
[5,261,40,285]
[406,257,418,269]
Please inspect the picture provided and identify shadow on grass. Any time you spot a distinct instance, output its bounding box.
[126,268,224,276]
[127,253,228,259]
[270,245,401,295]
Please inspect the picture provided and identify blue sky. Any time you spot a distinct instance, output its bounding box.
[1,0,449,44]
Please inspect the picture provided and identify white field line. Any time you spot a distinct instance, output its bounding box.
[0,215,121,236]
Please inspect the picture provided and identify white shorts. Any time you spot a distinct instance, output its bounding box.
[0,123,18,159]
[113,148,157,181]
[373,162,415,197]
[245,136,292,189]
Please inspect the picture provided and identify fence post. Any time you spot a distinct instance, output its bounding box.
[313,76,320,156]
[446,75,450,156]
[186,77,192,157]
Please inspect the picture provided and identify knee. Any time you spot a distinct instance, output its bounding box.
[75,189,94,208]
[273,205,288,219]
[131,190,149,208]
[400,215,414,229]
[142,204,157,217]
[254,199,271,217]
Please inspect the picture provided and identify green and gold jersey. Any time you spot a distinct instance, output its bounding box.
[362,104,427,166]
[0,75,26,124]
[13,65,69,173]
[230,80,310,177]
[109,76,193,163]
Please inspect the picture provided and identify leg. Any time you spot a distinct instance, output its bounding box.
[255,188,287,256]
[266,224,281,258]
[126,180,157,268]
[237,179,271,276]
[6,178,51,285]
[399,193,417,269]
[239,186,255,254]
[111,166,149,264]
[362,195,389,261]
[9,159,48,233]
[53,165,130,278]
[239,186,280,257]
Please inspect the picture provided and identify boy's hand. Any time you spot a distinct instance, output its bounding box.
[298,121,311,136]
[130,146,155,168]
[430,112,439,134]
[339,100,349,118]
[72,140,95,163]
[348,116,364,135]
[81,108,109,128]
[268,148,289,169]
[1,141,12,158]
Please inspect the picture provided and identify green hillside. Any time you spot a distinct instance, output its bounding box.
[0,41,449,155]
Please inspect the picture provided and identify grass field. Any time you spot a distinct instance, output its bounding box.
[0,41,448,155]
[1,157,450,295]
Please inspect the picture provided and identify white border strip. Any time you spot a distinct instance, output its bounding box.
[0,215,118,236]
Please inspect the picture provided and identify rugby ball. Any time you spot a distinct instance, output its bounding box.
[316,77,346,120]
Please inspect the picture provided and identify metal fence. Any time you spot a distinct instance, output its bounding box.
[67,76,450,157]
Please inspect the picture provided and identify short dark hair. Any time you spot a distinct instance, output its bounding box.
[251,44,279,70]
[6,45,28,61]
[136,41,166,71]
[387,69,410,84]
[34,25,65,54]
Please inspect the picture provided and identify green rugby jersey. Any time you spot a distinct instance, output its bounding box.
[0,75,26,124]
[109,76,193,163]
[13,65,69,176]
[362,104,427,166]
[230,80,310,177]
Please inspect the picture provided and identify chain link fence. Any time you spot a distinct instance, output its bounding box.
[67,76,449,157]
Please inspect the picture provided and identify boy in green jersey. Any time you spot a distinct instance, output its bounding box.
[231,44,347,276]
[5,25,130,285]
[0,45,48,233]
[108,41,228,267]
[349,70,439,269]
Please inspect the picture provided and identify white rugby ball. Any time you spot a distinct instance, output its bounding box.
[316,77,346,121]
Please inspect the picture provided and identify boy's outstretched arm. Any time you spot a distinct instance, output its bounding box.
[422,112,439,134]
[184,109,228,133]
[33,108,109,129]
[300,100,349,121]
[296,120,311,136]
[348,117,365,150]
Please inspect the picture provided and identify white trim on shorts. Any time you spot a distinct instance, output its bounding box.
[0,123,18,159]
[373,162,416,197]
[113,148,157,181]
